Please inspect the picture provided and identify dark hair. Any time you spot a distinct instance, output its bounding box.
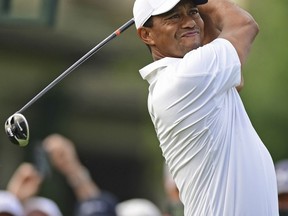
[143,16,153,28]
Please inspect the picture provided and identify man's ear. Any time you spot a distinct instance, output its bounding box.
[137,27,155,46]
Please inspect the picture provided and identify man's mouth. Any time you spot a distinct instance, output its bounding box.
[181,29,200,37]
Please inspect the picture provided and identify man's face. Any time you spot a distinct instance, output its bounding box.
[140,0,204,59]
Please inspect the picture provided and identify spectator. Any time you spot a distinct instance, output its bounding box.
[23,197,62,216]
[43,134,164,216]
[42,134,118,216]
[0,190,24,216]
[7,163,42,203]
[275,159,288,216]
[163,165,183,216]
[116,198,162,216]
[6,163,63,216]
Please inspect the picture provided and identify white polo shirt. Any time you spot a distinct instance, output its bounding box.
[140,39,279,216]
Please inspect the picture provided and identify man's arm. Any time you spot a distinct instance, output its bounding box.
[42,134,100,201]
[6,163,43,202]
[199,0,259,65]
[198,0,259,91]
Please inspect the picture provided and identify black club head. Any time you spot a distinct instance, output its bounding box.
[4,113,30,147]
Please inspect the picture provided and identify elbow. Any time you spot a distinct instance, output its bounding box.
[247,16,260,38]
[252,19,260,36]
[236,76,244,92]
[236,82,244,92]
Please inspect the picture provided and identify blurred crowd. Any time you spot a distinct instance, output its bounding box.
[0,133,287,216]
[0,134,183,216]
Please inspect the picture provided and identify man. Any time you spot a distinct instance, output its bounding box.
[163,164,183,216]
[6,163,63,216]
[275,159,288,216]
[133,0,279,215]
[42,133,162,216]
[42,134,118,216]
[23,197,63,216]
[116,199,162,216]
[7,163,43,203]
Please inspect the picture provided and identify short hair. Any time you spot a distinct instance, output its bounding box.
[143,16,153,28]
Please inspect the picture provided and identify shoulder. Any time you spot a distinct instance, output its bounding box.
[186,38,238,59]
[179,38,240,74]
[201,38,239,62]
[209,38,238,54]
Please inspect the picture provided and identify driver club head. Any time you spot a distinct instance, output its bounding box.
[5,113,30,147]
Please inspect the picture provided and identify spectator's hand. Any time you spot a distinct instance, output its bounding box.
[7,163,43,202]
[42,133,82,177]
[43,134,100,200]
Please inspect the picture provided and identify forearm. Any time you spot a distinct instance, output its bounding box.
[66,165,101,201]
[198,0,259,64]
[199,11,220,45]
[199,0,259,91]
[198,0,256,31]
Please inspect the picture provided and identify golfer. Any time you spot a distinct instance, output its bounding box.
[133,0,279,215]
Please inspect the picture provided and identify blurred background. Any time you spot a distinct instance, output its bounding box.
[0,0,287,214]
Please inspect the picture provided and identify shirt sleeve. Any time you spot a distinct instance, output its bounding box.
[178,38,241,95]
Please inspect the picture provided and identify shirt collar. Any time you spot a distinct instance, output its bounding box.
[139,57,180,84]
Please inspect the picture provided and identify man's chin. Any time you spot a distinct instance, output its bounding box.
[181,44,201,55]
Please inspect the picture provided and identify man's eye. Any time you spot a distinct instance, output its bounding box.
[190,9,200,18]
[169,14,180,19]
[190,9,198,14]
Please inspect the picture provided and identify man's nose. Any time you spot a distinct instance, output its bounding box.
[181,15,196,28]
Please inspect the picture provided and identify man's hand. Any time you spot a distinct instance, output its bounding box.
[7,163,43,202]
[43,133,100,200]
[42,133,82,177]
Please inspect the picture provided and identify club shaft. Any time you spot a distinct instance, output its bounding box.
[18,18,135,113]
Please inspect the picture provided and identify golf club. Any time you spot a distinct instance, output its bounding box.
[4,18,135,147]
